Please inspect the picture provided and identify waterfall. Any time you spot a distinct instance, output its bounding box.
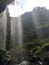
[0,0,23,63]
[7,0,23,51]
[0,9,7,50]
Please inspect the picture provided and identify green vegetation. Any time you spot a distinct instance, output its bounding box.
[0,49,10,65]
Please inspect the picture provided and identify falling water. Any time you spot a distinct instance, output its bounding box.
[7,0,24,63]
[17,17,23,46]
[0,0,23,57]
[6,1,23,61]
[8,0,22,47]
[0,9,7,50]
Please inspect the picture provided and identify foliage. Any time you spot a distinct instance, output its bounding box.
[0,49,10,65]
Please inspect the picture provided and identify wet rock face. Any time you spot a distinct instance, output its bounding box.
[18,61,31,65]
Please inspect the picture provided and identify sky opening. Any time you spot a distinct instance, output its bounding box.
[8,0,49,17]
